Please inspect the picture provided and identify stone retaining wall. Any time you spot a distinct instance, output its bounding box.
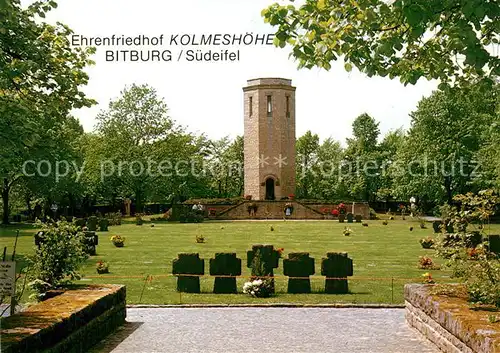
[405,284,500,353]
[214,201,370,220]
[0,284,126,353]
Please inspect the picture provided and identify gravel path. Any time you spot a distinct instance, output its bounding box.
[89,308,437,353]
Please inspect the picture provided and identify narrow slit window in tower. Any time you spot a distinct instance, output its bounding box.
[249,96,253,117]
[286,96,290,118]
[267,95,272,117]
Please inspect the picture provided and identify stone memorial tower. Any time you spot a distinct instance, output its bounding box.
[243,78,296,200]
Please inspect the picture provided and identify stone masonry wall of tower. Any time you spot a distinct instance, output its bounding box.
[243,78,296,200]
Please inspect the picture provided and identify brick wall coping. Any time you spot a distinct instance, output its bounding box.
[1,284,126,353]
[405,284,500,353]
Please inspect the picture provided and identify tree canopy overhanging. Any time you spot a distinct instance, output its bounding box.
[262,0,500,88]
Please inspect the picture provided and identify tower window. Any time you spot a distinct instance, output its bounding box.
[249,96,253,117]
[267,95,272,117]
[286,96,290,118]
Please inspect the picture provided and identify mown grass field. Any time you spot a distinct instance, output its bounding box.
[2,218,499,305]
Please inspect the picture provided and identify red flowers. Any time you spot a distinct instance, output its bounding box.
[331,209,340,216]
[277,248,285,257]
[467,248,481,258]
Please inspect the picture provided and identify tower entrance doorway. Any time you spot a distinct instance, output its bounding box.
[265,178,275,200]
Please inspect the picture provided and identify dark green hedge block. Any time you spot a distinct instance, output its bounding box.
[247,245,280,294]
[176,277,201,293]
[179,212,204,223]
[442,232,482,248]
[488,235,500,255]
[338,214,345,223]
[432,221,441,233]
[87,216,98,231]
[172,253,204,293]
[246,245,280,270]
[346,213,354,223]
[210,253,241,294]
[443,219,454,233]
[0,285,126,353]
[321,252,353,294]
[99,218,109,232]
[354,215,362,223]
[465,231,482,248]
[283,252,315,294]
[75,218,86,229]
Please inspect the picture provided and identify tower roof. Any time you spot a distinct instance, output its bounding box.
[246,78,292,86]
[244,78,295,91]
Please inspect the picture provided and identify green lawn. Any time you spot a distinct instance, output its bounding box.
[2,219,498,305]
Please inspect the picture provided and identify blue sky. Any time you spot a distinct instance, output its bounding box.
[32,0,438,144]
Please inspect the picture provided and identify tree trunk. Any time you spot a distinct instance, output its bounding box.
[25,191,32,220]
[135,190,143,214]
[111,193,118,213]
[238,181,243,197]
[2,178,10,224]
[444,176,453,205]
[67,193,75,218]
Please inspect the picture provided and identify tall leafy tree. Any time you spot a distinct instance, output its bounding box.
[313,138,344,200]
[391,83,498,204]
[343,113,381,201]
[0,0,95,223]
[476,127,500,189]
[296,131,320,198]
[205,136,244,198]
[263,0,499,87]
[86,84,204,212]
[376,128,405,202]
[22,116,87,217]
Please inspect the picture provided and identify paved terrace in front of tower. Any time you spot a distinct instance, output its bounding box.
[89,308,438,353]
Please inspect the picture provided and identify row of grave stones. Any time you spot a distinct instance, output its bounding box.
[431,220,500,254]
[338,213,362,223]
[172,245,353,294]
[74,216,109,232]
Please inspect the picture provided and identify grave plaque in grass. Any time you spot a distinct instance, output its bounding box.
[346,213,354,223]
[488,235,500,255]
[209,253,241,294]
[87,216,98,231]
[172,253,204,293]
[99,218,109,232]
[338,214,345,223]
[283,252,315,294]
[354,215,362,223]
[247,245,280,294]
[432,221,442,233]
[321,252,353,294]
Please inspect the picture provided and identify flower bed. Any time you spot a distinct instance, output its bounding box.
[111,235,125,247]
[0,284,126,353]
[405,284,500,353]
